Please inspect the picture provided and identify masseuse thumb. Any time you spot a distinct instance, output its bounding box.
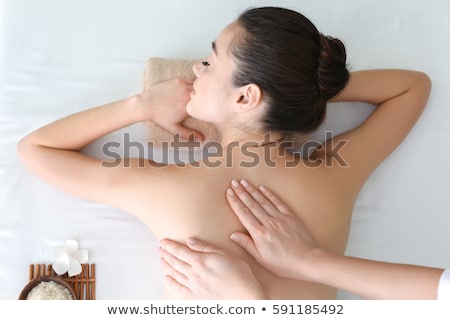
[186,237,216,253]
[230,233,258,260]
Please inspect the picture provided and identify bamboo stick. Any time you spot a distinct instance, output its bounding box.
[91,264,96,300]
[87,264,91,300]
[80,264,85,300]
[73,272,79,299]
[29,265,34,280]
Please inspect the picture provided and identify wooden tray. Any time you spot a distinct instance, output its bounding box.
[29,264,96,300]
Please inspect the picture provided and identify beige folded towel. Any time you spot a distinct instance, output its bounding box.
[142,57,221,147]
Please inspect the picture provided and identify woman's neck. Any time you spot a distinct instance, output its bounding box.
[218,126,284,148]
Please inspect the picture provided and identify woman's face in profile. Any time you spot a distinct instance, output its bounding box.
[186,22,242,125]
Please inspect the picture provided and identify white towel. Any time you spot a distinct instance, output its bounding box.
[438,269,450,300]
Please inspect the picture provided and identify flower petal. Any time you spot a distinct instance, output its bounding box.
[64,240,79,255]
[53,259,69,275]
[68,257,82,277]
[53,246,65,259]
[75,249,89,263]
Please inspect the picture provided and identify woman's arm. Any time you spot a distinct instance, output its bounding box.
[17,79,200,213]
[160,179,444,300]
[315,70,431,197]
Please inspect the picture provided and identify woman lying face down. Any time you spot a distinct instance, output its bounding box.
[187,8,348,144]
[17,7,431,299]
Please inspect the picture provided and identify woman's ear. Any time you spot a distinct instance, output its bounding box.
[234,84,263,113]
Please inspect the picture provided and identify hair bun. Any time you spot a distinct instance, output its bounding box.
[317,35,349,101]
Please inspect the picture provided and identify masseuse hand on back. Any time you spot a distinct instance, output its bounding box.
[159,178,317,298]
[225,180,316,280]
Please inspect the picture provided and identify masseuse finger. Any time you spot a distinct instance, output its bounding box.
[227,184,263,228]
[229,231,260,261]
[159,239,197,268]
[164,274,193,298]
[239,179,278,217]
[160,255,190,287]
[229,179,270,224]
[226,185,264,258]
[186,237,222,255]
[258,185,292,215]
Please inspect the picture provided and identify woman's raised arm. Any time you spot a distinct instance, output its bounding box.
[315,70,431,197]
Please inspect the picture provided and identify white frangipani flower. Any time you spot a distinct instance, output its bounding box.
[52,240,88,277]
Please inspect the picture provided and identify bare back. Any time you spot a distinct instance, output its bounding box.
[130,146,356,299]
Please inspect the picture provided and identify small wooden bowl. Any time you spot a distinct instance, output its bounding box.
[18,275,77,300]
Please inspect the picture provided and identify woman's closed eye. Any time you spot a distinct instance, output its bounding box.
[202,60,210,67]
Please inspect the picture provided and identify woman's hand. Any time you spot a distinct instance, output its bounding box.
[227,179,318,280]
[159,238,266,299]
[136,78,203,141]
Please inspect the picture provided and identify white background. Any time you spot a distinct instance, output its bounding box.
[1,0,450,300]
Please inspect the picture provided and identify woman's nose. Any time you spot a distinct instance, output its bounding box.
[192,61,203,77]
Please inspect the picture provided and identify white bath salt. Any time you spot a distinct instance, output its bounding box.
[26,281,73,300]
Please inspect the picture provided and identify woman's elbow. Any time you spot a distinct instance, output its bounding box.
[417,71,432,92]
[17,136,28,162]
[412,71,432,111]
[16,134,35,165]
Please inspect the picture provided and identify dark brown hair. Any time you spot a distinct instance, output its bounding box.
[231,7,349,134]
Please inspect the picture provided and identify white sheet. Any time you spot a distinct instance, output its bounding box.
[1,0,450,299]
